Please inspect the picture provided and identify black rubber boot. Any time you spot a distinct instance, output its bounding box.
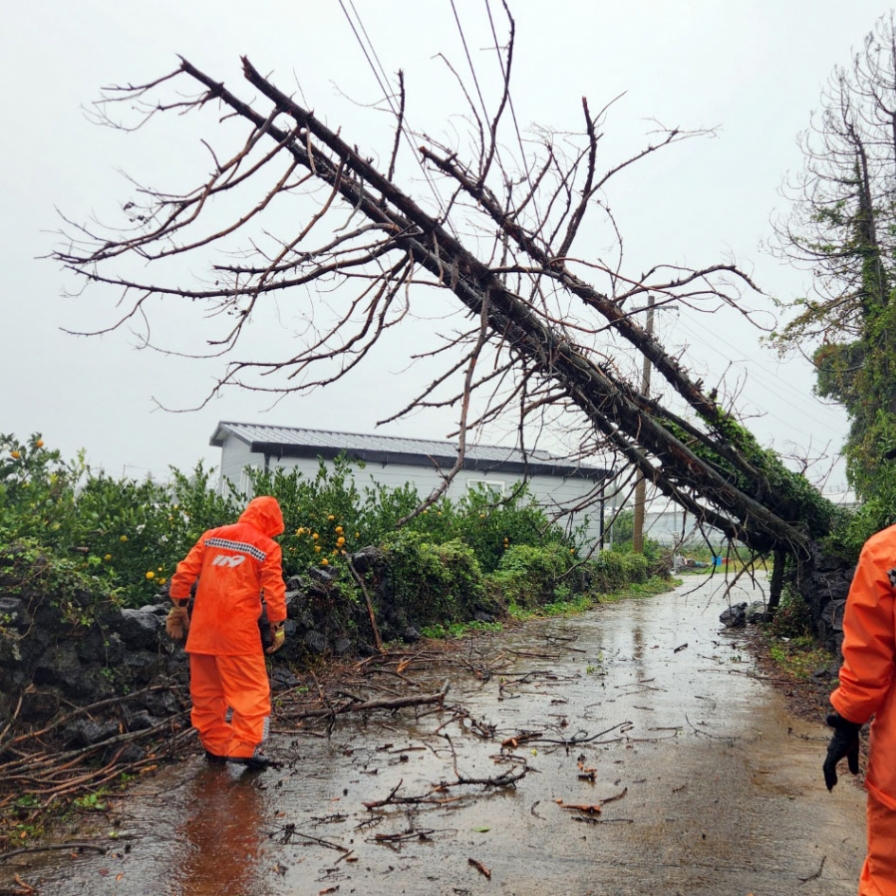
[226,751,270,771]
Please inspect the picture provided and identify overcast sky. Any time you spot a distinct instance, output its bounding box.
[2,1,887,492]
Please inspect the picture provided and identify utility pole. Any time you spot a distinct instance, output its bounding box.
[632,296,655,554]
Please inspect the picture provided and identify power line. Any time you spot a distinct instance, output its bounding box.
[339,0,455,233]
[662,310,845,436]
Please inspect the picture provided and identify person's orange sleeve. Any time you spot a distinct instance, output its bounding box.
[261,542,287,624]
[169,537,206,602]
[831,536,896,725]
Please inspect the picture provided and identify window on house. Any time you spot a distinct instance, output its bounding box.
[467,478,506,495]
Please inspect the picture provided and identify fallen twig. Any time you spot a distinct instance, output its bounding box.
[10,876,36,896]
[280,683,450,722]
[537,721,633,747]
[798,854,826,883]
[559,801,602,815]
[362,761,529,811]
[271,824,349,853]
[0,841,108,863]
[468,857,492,879]
[347,558,382,652]
[685,714,734,742]
[371,828,435,846]
[601,786,628,805]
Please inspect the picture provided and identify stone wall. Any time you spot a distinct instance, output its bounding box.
[0,589,187,729]
[0,551,395,743]
[793,544,855,656]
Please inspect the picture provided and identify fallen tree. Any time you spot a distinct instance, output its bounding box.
[52,6,851,618]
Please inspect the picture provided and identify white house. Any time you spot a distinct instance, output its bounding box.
[641,496,727,548]
[210,422,612,545]
[637,487,859,549]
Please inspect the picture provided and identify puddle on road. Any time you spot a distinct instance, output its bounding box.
[4,576,866,895]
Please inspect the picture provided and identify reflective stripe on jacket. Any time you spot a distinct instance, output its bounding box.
[169,496,287,656]
[830,523,896,810]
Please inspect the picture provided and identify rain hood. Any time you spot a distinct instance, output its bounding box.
[238,495,285,538]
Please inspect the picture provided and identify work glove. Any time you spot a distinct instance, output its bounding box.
[823,712,862,791]
[165,605,190,641]
[265,623,286,655]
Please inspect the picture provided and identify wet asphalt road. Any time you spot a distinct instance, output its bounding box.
[4,573,866,895]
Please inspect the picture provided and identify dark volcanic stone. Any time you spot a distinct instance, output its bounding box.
[304,631,328,655]
[719,602,748,628]
[116,609,162,650]
[66,719,120,748]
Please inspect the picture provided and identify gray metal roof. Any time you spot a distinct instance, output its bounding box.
[211,421,609,481]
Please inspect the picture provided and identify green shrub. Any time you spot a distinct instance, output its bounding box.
[606,507,634,543]
[765,586,814,640]
[622,552,649,584]
[0,433,240,605]
[592,550,626,591]
[484,543,576,612]
[610,533,663,564]
[1,434,652,624]
[245,459,362,578]
[0,539,121,630]
[452,484,569,573]
[0,433,83,548]
[379,531,484,630]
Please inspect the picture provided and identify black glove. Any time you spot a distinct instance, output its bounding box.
[823,712,862,791]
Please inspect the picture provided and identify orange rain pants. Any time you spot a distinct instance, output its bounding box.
[189,653,270,759]
[830,523,896,896]
[861,791,896,895]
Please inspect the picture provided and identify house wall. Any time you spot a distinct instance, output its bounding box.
[643,508,727,548]
[217,436,258,496]
[218,434,606,545]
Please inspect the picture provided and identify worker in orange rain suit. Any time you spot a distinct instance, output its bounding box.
[166,495,287,770]
[825,522,896,894]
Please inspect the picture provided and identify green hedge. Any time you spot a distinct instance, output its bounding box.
[2,433,663,621]
[484,543,573,611]
[379,531,484,630]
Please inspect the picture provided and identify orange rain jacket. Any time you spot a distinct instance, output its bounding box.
[830,523,896,811]
[169,496,287,656]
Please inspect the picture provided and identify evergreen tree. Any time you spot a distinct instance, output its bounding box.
[771,14,896,513]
